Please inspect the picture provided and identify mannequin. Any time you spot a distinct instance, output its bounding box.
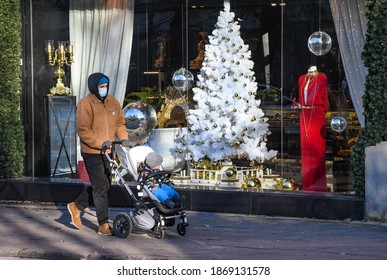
[298,66,329,191]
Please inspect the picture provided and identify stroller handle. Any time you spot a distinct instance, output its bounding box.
[101,140,131,154]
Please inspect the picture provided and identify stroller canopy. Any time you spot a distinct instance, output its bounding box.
[115,145,154,181]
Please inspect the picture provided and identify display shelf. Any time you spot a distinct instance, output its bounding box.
[45,96,77,177]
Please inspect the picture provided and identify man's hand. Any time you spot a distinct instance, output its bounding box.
[121,140,132,148]
[101,141,112,150]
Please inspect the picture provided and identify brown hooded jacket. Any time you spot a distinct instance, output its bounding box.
[76,72,128,154]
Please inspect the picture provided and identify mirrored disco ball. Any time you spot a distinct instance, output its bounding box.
[122,101,157,145]
[308,31,332,56]
[172,68,194,91]
[330,116,347,133]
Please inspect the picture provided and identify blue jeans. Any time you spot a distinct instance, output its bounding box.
[152,183,180,203]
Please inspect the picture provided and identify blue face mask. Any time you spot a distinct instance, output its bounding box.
[99,88,108,98]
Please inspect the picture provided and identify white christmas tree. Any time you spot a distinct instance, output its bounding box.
[176,3,277,163]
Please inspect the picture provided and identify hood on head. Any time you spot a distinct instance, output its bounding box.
[88,72,109,102]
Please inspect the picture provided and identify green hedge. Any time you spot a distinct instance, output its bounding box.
[0,0,25,178]
[350,0,387,197]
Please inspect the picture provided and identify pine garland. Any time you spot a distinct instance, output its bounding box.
[0,0,26,178]
[350,0,387,197]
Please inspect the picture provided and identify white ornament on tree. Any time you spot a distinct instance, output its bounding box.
[175,2,277,163]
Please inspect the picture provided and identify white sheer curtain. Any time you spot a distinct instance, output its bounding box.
[329,0,367,127]
[69,0,134,105]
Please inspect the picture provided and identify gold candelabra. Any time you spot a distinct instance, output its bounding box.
[45,40,74,95]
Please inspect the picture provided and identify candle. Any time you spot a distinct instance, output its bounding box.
[58,42,65,55]
[47,43,52,53]
[68,43,73,53]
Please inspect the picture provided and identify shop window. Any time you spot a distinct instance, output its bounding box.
[126,0,361,193]
[23,0,361,192]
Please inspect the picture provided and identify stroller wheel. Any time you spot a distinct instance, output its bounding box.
[177,223,186,236]
[152,225,165,239]
[113,212,132,238]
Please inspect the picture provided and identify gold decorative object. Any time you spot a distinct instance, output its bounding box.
[249,161,263,169]
[45,40,74,96]
[192,158,214,180]
[231,138,243,148]
[156,86,189,128]
[225,167,237,179]
[190,31,208,69]
[280,178,299,191]
[157,97,187,127]
[242,177,261,189]
[194,158,212,169]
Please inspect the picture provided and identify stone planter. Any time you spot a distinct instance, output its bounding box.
[365,141,387,222]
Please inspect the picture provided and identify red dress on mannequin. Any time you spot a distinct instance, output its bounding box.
[298,71,329,191]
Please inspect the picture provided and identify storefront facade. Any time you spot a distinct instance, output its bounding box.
[20,0,365,194]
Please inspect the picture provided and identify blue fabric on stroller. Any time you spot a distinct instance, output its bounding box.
[137,160,183,209]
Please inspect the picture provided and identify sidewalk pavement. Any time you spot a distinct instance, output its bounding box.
[0,200,386,260]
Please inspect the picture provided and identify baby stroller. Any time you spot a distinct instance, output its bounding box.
[102,141,188,239]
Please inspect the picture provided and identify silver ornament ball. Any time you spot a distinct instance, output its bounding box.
[122,101,157,145]
[330,116,347,133]
[308,31,332,56]
[172,68,194,91]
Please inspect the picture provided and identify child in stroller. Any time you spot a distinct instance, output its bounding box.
[138,152,183,209]
[107,142,188,239]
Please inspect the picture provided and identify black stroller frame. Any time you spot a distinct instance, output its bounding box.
[103,141,189,239]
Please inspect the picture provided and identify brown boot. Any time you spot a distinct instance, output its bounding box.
[67,202,83,229]
[98,223,112,236]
